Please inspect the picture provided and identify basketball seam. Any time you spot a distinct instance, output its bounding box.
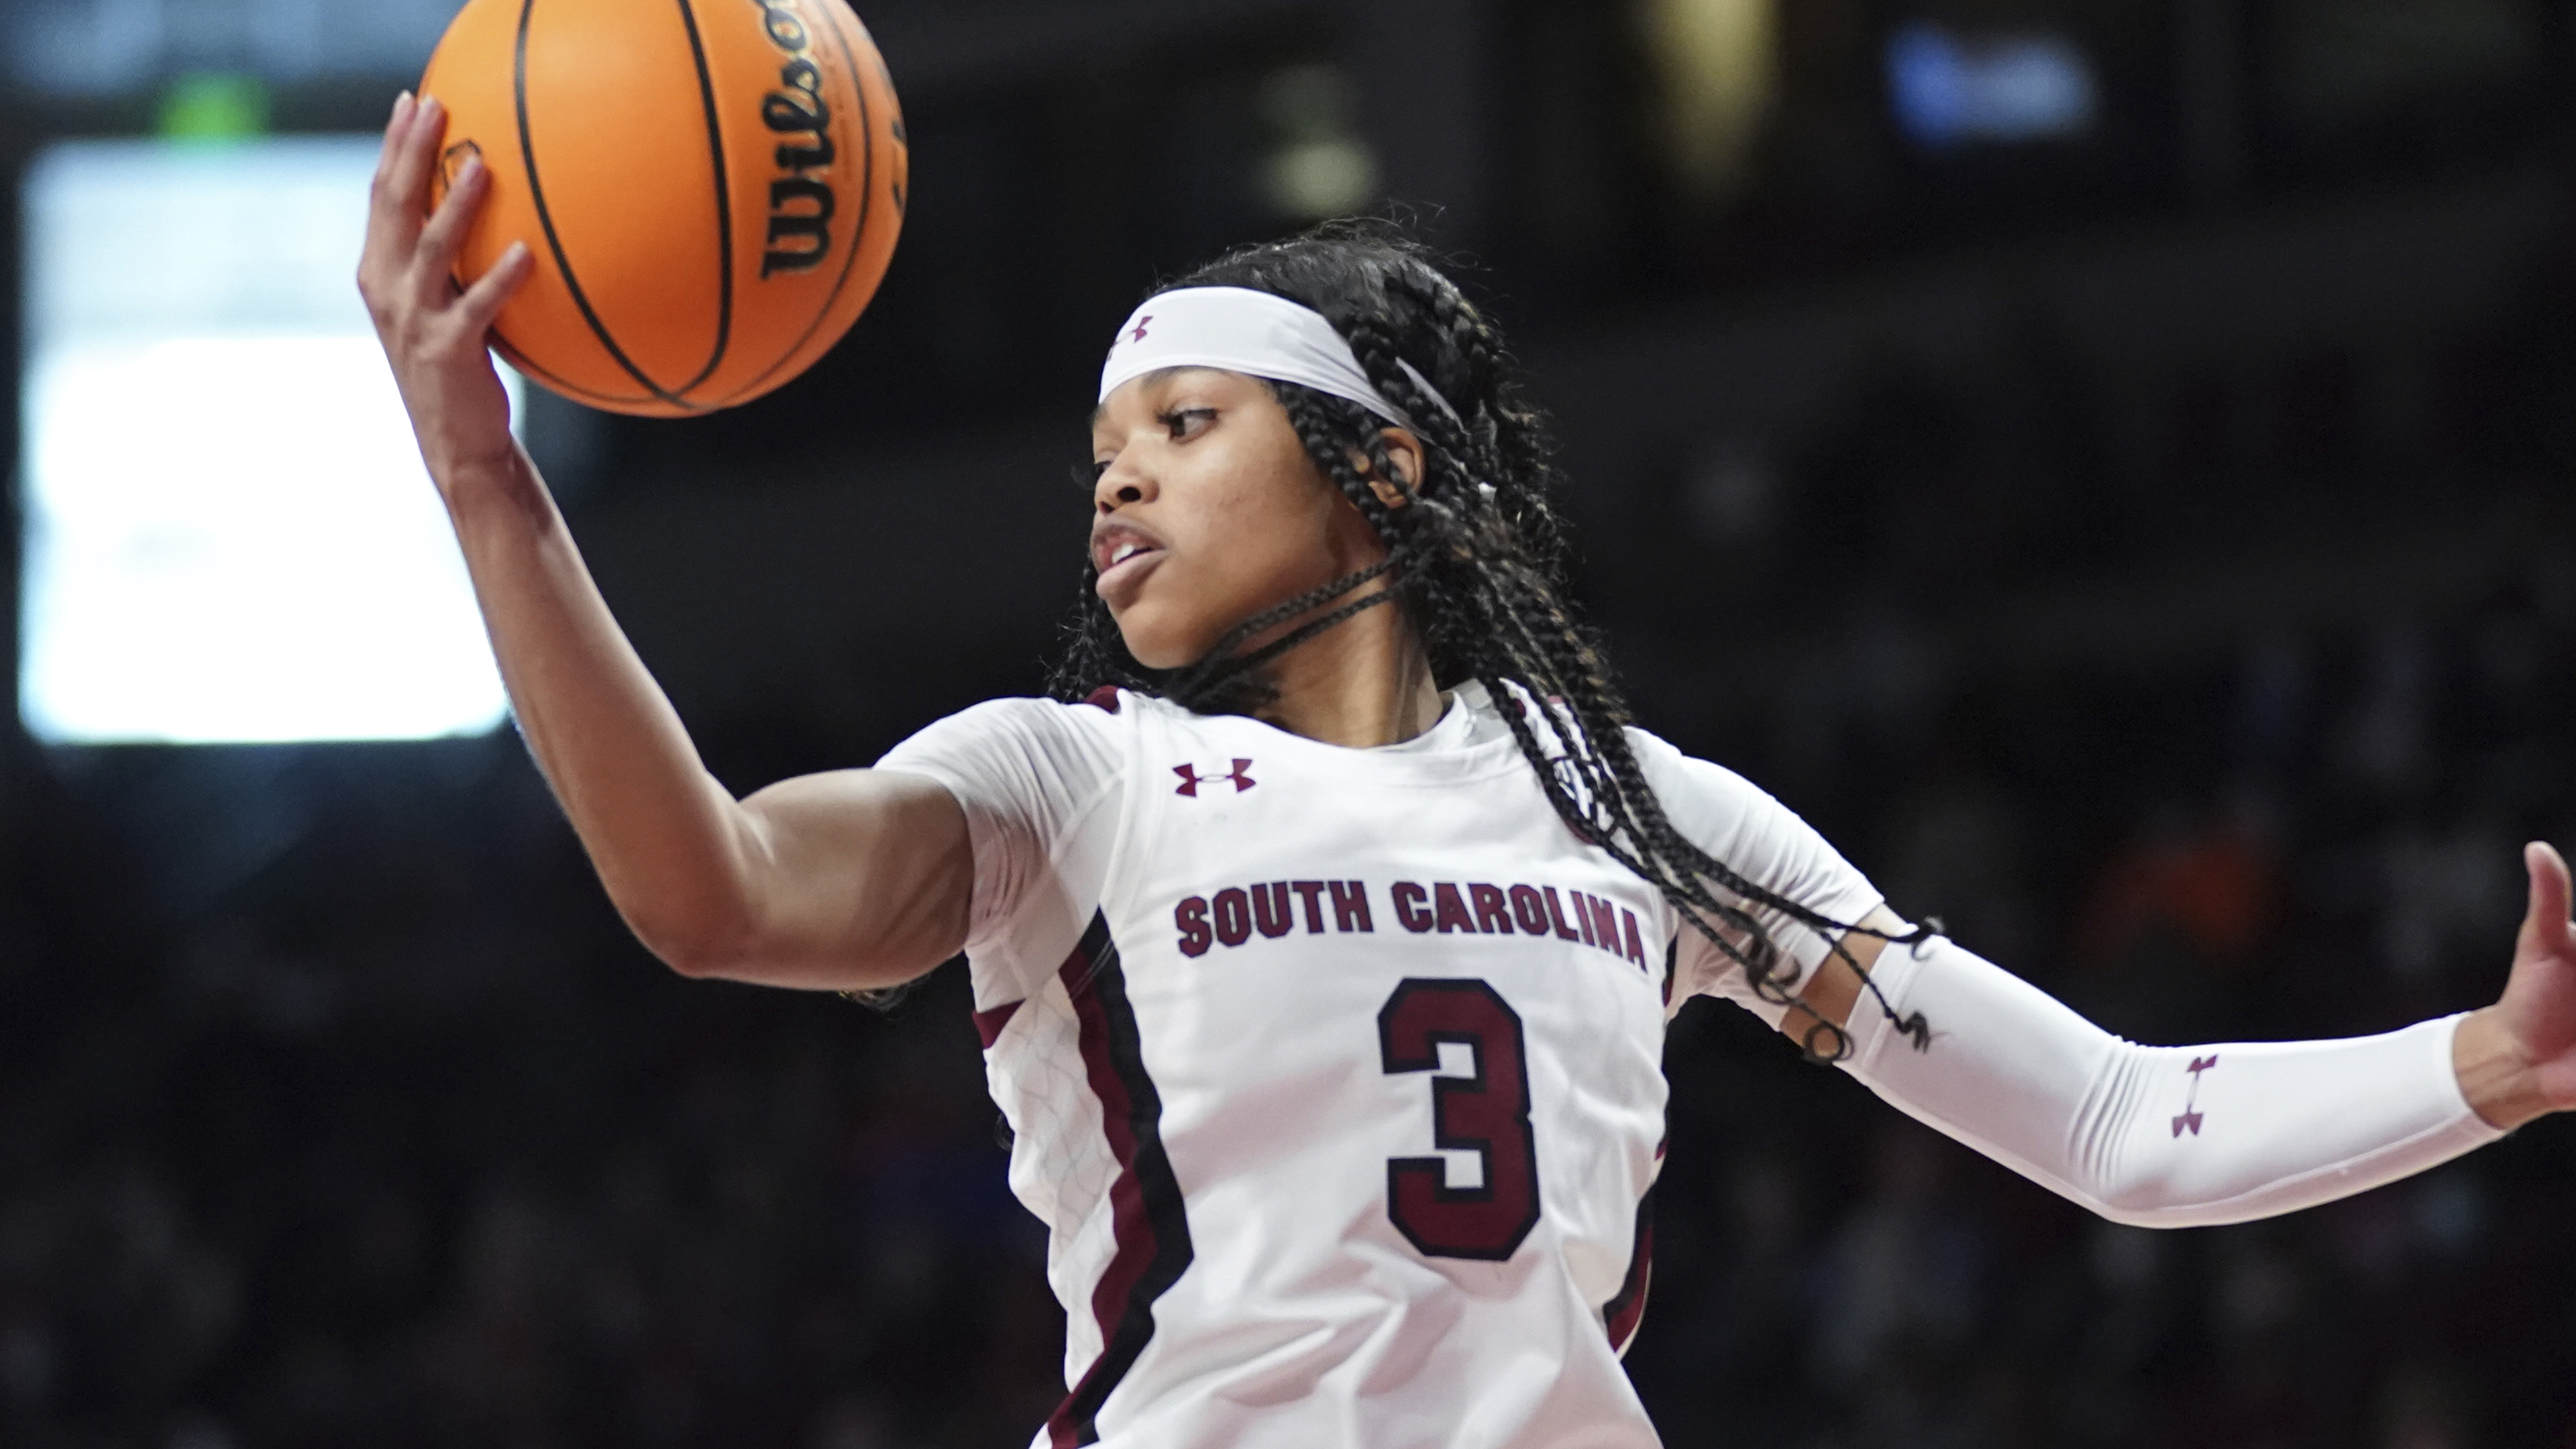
[492,325,656,408]
[671,0,735,398]
[711,0,881,407]
[514,0,704,413]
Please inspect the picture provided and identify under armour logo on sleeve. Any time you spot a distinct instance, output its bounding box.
[2172,1055,2219,1138]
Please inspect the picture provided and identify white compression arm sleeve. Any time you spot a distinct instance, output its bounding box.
[1840,936,2506,1228]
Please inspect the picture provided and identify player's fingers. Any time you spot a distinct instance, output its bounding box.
[378,94,446,236]
[370,91,416,200]
[454,241,534,331]
[413,152,489,301]
[359,93,424,307]
[2523,842,2573,956]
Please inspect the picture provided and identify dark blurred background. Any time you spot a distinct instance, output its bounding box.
[5,1,2575,1445]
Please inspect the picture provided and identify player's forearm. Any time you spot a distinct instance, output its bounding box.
[437,447,763,971]
[1839,937,2503,1228]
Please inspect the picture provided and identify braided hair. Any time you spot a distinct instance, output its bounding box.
[1054,221,1931,1061]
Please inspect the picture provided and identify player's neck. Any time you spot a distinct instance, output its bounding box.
[1249,602,1444,749]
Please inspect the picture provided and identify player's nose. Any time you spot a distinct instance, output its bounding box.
[1093,455,1156,514]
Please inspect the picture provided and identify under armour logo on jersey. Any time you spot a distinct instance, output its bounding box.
[1174,759,1256,797]
[2172,1055,2219,1138]
[1130,316,1154,344]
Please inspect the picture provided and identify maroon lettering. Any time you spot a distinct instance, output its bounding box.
[1543,888,1582,942]
[1620,908,1648,968]
[1468,883,1515,934]
[1588,896,1620,955]
[1291,880,1330,934]
[1573,894,1599,948]
[1214,888,1252,947]
[1433,883,1477,934]
[1175,896,1213,958]
[1331,881,1375,933]
[1393,882,1434,933]
[1509,885,1549,935]
[1250,882,1295,939]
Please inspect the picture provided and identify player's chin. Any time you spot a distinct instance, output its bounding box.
[1106,564,1240,672]
[1111,603,1210,673]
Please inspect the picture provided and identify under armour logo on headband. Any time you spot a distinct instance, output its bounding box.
[1100,286,1460,435]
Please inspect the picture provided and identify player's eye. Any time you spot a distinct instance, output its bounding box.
[1162,407,1216,440]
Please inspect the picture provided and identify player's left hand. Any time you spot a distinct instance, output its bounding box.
[2457,842,2576,1130]
[360,91,533,488]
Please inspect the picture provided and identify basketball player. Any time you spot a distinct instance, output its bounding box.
[362,93,2575,1448]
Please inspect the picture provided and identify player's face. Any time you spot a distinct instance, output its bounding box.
[1089,368,1389,671]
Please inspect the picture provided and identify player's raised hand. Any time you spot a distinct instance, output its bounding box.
[2502,843,2576,1102]
[357,91,535,486]
[2457,841,2576,1129]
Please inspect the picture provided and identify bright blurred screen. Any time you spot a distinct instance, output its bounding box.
[1886,21,2099,151]
[19,136,514,746]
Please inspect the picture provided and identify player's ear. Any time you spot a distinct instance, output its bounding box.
[1356,427,1423,510]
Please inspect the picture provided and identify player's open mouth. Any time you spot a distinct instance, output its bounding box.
[1097,545,1165,596]
[1092,523,1169,591]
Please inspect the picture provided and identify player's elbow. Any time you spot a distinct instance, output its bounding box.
[621,895,763,981]
[628,902,940,991]
[651,937,737,981]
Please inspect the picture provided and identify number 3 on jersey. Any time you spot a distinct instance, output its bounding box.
[1377,979,1541,1260]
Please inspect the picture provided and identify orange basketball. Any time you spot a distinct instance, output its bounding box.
[421,0,908,417]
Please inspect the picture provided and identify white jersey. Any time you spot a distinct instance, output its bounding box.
[877,684,1881,1449]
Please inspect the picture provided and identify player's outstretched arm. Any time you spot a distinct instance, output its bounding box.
[1782,849,2573,1228]
[358,92,969,992]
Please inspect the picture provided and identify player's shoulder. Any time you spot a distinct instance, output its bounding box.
[1618,720,1791,823]
[879,690,1136,778]
[1468,681,1752,792]
[1619,720,1736,778]
[919,688,1129,737]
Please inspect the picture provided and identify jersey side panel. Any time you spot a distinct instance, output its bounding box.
[988,969,1116,1383]
[975,696,1148,1408]
[1044,912,1194,1449]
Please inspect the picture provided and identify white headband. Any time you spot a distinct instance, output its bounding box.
[1098,286,1460,434]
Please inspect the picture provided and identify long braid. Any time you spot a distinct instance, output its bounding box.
[1053,223,1935,1062]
